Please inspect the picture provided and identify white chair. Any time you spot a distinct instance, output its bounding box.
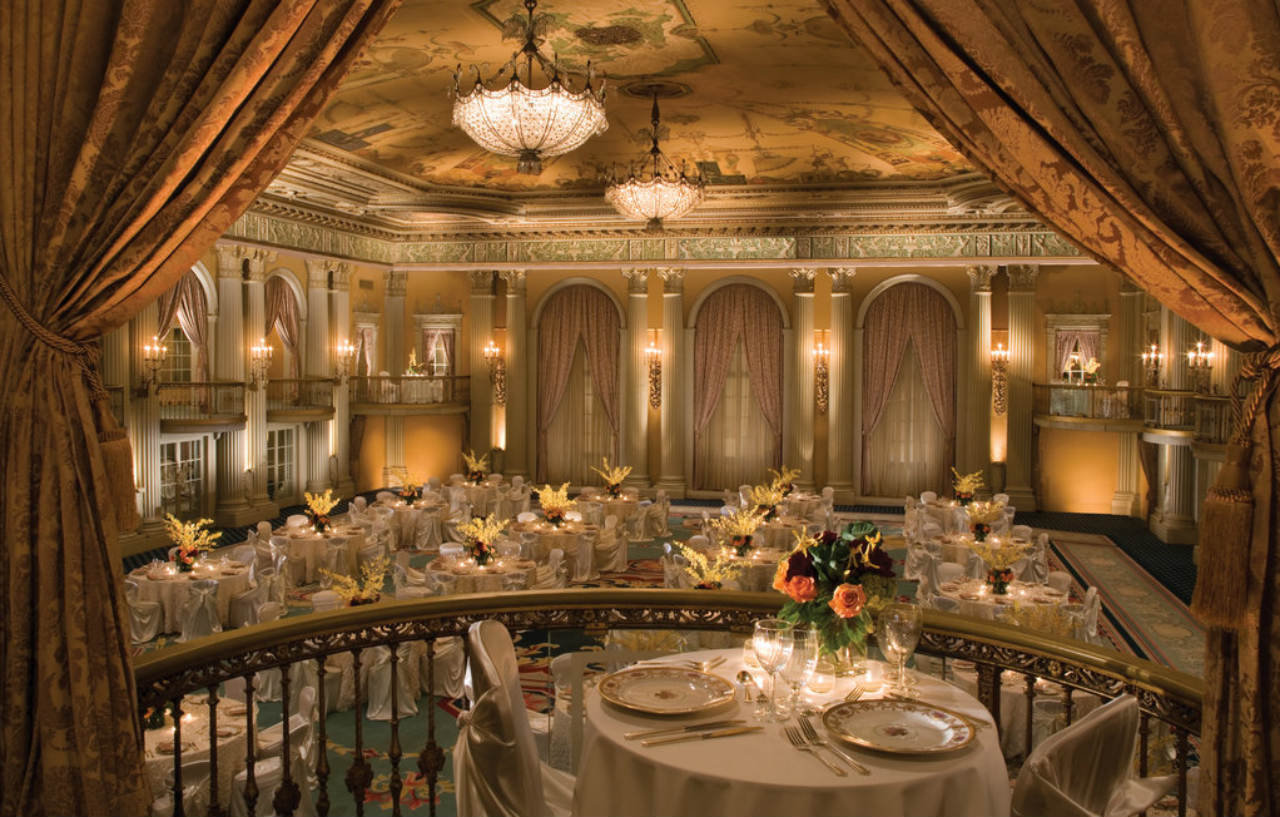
[177,579,222,642]
[124,578,163,645]
[819,486,836,529]
[257,686,318,775]
[454,621,574,817]
[646,489,671,537]
[352,496,368,512]
[286,514,309,530]
[687,534,710,551]
[517,511,538,524]
[529,550,567,590]
[964,549,988,579]
[738,484,753,508]
[257,566,285,606]
[993,493,1011,505]
[230,716,316,817]
[376,490,397,504]
[920,490,938,504]
[420,636,467,699]
[569,533,596,583]
[578,500,604,528]
[393,565,435,600]
[595,515,628,573]
[1047,571,1073,594]
[1011,695,1175,817]
[288,655,348,715]
[228,579,272,629]
[660,542,691,589]
[357,540,384,573]
[721,489,739,509]
[1012,524,1034,541]
[310,590,342,612]
[364,644,420,720]
[149,758,211,817]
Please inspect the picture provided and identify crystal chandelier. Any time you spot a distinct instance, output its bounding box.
[452,0,608,175]
[605,95,705,230]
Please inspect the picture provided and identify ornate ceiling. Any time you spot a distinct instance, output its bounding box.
[310,0,973,192]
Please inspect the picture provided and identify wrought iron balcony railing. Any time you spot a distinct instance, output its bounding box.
[348,375,470,406]
[1143,389,1197,430]
[155,382,246,421]
[266,379,335,412]
[1032,383,1143,420]
[1193,394,1231,445]
[133,589,1202,817]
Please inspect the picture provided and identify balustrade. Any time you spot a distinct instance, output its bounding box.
[1031,383,1143,420]
[348,375,470,406]
[155,382,246,421]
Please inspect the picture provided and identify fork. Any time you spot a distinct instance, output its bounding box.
[783,725,846,776]
[799,717,870,775]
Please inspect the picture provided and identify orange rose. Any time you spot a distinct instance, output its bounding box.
[784,575,817,603]
[828,582,867,619]
[772,560,789,592]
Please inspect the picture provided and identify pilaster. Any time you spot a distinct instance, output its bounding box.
[383,269,407,376]
[1005,264,1038,511]
[128,302,164,538]
[303,258,334,493]
[967,265,995,481]
[826,268,856,496]
[622,268,650,486]
[789,268,817,491]
[502,270,529,478]
[1152,441,1198,544]
[330,262,355,496]
[213,244,253,525]
[468,270,496,455]
[656,267,686,497]
[244,248,278,518]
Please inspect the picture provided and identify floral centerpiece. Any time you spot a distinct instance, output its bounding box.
[304,488,340,533]
[321,555,388,606]
[538,483,576,527]
[398,473,423,502]
[710,506,765,557]
[768,465,801,498]
[951,467,984,506]
[141,705,168,731]
[773,522,897,661]
[405,348,427,376]
[967,536,1031,595]
[462,448,489,485]
[965,500,1006,542]
[747,483,784,522]
[591,457,632,498]
[674,542,745,589]
[1083,357,1101,384]
[456,514,509,566]
[164,514,221,572]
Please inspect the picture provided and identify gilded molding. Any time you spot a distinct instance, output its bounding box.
[385,269,408,298]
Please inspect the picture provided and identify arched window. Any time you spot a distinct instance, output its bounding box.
[692,284,785,489]
[157,270,210,382]
[536,285,621,484]
[861,282,957,496]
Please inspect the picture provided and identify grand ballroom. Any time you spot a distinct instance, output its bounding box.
[1,1,1277,816]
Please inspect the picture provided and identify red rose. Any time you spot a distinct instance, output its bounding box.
[784,575,818,603]
[829,582,867,619]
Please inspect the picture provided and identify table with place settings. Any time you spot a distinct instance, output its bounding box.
[510,519,599,562]
[276,524,366,582]
[573,647,1010,817]
[143,694,254,809]
[934,578,1074,626]
[130,561,253,632]
[425,555,537,594]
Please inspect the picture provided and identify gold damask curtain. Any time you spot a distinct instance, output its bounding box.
[0,2,397,814]
[822,1,1280,814]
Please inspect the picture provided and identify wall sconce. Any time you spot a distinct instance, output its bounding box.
[645,329,663,409]
[1187,339,1214,392]
[812,331,830,414]
[140,335,168,392]
[335,339,357,382]
[483,339,507,406]
[1140,343,1163,386]
[990,342,1010,415]
[249,338,272,390]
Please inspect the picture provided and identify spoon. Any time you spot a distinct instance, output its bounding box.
[736,671,768,706]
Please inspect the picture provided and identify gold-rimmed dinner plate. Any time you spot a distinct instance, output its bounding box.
[822,699,976,755]
[598,666,735,716]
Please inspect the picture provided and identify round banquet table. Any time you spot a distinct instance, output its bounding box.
[511,520,599,562]
[426,556,535,594]
[387,500,448,551]
[132,563,253,632]
[573,648,1010,817]
[934,577,1070,623]
[600,496,641,526]
[754,517,812,550]
[144,694,252,808]
[931,533,1032,566]
[279,526,365,583]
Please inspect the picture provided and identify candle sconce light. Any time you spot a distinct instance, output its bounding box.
[645,329,662,409]
[812,330,830,414]
[991,342,1010,415]
[483,338,507,405]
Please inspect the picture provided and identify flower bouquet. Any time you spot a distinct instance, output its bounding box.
[709,506,764,557]
[967,536,1030,595]
[538,482,576,527]
[304,488,340,533]
[462,448,489,485]
[773,521,897,661]
[673,542,745,589]
[321,555,388,606]
[164,514,221,572]
[1083,357,1101,384]
[747,483,784,522]
[398,473,423,502]
[457,514,509,566]
[768,465,801,498]
[965,500,1005,542]
[951,467,984,506]
[141,705,168,731]
[590,456,632,498]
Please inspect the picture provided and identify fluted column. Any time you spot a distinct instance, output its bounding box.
[128,302,163,534]
[244,249,277,517]
[1111,280,1145,516]
[303,259,332,493]
[1159,306,1194,390]
[468,270,496,455]
[789,269,817,490]
[1153,442,1198,543]
[622,268,650,486]
[656,268,686,497]
[826,268,856,496]
[382,269,407,486]
[503,270,529,478]
[1005,265,1038,511]
[966,266,994,481]
[330,262,355,496]
[213,244,252,525]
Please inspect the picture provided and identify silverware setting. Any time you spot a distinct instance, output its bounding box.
[784,725,847,776]
[625,719,746,740]
[643,655,727,672]
[844,681,866,702]
[735,670,768,706]
[642,725,763,747]
[798,716,870,775]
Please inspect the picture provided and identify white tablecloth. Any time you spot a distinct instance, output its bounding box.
[132,565,253,632]
[936,578,1073,626]
[279,527,365,583]
[573,648,1010,817]
[427,556,534,594]
[511,521,599,562]
[754,517,812,550]
[144,695,252,808]
[387,501,448,551]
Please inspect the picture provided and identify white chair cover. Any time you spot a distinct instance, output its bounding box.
[257,566,285,605]
[364,644,419,721]
[578,500,604,528]
[595,515,628,573]
[570,533,596,583]
[1081,587,1101,642]
[529,550,567,590]
[229,733,316,817]
[357,541,384,572]
[177,579,222,642]
[124,578,163,645]
[993,493,1011,505]
[228,579,272,629]
[286,514,309,529]
[903,541,934,582]
[1011,695,1175,817]
[376,490,396,504]
[150,758,211,817]
[454,621,574,817]
[1048,571,1073,593]
[421,636,467,699]
[646,490,671,537]
[288,655,348,714]
[965,548,988,579]
[393,565,434,600]
[920,490,938,503]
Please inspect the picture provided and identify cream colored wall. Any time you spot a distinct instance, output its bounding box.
[1033,264,1124,380]
[405,415,467,478]
[405,270,471,373]
[1036,427,1120,514]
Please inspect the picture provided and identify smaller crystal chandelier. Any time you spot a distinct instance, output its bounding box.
[452,0,608,175]
[605,95,705,230]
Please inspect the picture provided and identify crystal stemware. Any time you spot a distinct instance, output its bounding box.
[752,618,794,721]
[778,627,819,715]
[879,602,924,696]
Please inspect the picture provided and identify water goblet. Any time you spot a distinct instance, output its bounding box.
[752,618,794,721]
[778,628,819,715]
[879,602,924,696]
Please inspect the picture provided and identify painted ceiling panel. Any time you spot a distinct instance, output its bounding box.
[312,0,972,191]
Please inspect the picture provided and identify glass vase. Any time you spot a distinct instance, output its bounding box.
[827,638,867,677]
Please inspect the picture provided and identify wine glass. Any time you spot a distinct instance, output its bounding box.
[878,603,924,696]
[751,619,794,721]
[778,627,819,715]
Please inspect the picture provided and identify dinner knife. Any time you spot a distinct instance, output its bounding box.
[624,719,746,740]
[642,725,764,746]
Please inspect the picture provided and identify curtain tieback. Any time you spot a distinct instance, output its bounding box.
[0,271,109,403]
[1191,346,1280,628]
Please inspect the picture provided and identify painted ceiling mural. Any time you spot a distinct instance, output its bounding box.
[312,0,972,191]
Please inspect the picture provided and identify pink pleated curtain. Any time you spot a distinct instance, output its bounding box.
[861,283,957,491]
[156,271,210,382]
[265,276,301,379]
[536,286,620,480]
[692,284,784,485]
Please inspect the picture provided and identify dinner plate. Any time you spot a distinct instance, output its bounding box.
[597,666,735,716]
[822,700,975,755]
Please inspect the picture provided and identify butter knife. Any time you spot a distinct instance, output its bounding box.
[642,725,764,746]
[624,719,746,740]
